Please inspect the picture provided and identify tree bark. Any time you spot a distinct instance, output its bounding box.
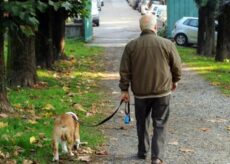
[0,7,13,112]
[203,5,216,56]
[197,7,206,55]
[7,31,37,87]
[197,2,216,56]
[53,9,68,60]
[215,4,230,61]
[36,7,55,68]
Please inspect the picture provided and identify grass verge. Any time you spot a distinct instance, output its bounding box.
[178,46,230,95]
[0,39,108,163]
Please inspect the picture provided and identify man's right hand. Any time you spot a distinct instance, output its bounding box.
[120,91,130,102]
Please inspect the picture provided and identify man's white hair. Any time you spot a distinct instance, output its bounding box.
[139,14,157,31]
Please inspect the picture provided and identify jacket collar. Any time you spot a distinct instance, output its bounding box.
[140,30,156,36]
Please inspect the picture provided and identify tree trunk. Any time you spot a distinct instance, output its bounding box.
[215,4,230,61]
[197,7,206,55]
[36,7,55,68]
[215,12,225,61]
[0,8,13,112]
[203,5,216,56]
[53,9,68,60]
[197,3,216,56]
[7,31,37,87]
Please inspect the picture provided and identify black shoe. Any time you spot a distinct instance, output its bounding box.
[137,153,146,159]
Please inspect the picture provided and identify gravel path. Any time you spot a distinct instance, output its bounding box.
[92,47,230,164]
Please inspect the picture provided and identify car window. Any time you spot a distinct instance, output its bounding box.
[183,19,198,27]
[188,19,198,27]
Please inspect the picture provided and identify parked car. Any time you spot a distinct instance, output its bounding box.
[101,0,104,6]
[172,17,199,46]
[92,0,100,26]
[172,17,218,46]
[128,0,139,9]
[138,1,164,15]
[97,0,102,11]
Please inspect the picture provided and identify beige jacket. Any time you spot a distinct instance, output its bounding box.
[119,30,182,96]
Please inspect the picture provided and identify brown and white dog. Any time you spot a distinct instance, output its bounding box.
[52,112,80,161]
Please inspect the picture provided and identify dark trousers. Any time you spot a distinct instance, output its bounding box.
[134,95,170,160]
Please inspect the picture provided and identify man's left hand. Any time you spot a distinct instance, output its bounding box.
[171,83,177,91]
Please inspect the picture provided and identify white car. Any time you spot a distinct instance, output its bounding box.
[172,17,217,46]
[172,17,199,46]
[92,0,100,26]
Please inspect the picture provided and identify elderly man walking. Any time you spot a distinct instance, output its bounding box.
[119,14,182,164]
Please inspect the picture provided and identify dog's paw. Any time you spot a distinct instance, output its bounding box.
[70,152,74,156]
[52,157,59,162]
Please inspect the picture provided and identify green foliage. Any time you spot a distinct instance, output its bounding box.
[178,46,230,95]
[194,0,219,9]
[194,0,209,7]
[2,1,47,36]
[157,25,167,38]
[0,0,89,36]
[46,0,90,18]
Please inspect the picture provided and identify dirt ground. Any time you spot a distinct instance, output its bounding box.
[92,47,230,164]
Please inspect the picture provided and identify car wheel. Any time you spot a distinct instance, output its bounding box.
[175,33,188,46]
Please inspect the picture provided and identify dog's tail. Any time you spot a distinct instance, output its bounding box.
[66,112,79,122]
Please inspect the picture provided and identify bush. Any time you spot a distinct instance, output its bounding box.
[157,24,167,38]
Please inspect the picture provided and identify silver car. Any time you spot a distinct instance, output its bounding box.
[172,17,199,46]
[92,0,100,26]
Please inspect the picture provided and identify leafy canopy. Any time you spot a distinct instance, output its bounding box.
[1,0,89,36]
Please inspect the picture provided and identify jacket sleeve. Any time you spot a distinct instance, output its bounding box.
[119,45,131,91]
[169,43,182,83]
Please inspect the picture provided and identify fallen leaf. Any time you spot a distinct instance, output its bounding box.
[53,73,60,79]
[95,150,108,156]
[210,82,221,86]
[168,141,179,145]
[29,136,37,144]
[0,113,8,118]
[78,147,93,154]
[73,103,86,112]
[90,104,97,114]
[63,86,70,92]
[207,118,227,123]
[42,104,55,110]
[13,146,24,156]
[86,112,93,117]
[28,120,37,125]
[227,126,230,131]
[77,155,91,162]
[23,159,33,164]
[31,81,48,89]
[15,132,23,137]
[67,92,76,97]
[0,122,8,128]
[0,150,5,159]
[14,104,22,109]
[39,133,46,140]
[5,160,17,164]
[179,147,194,153]
[199,128,210,132]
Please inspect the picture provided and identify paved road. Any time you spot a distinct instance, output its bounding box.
[90,0,141,47]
